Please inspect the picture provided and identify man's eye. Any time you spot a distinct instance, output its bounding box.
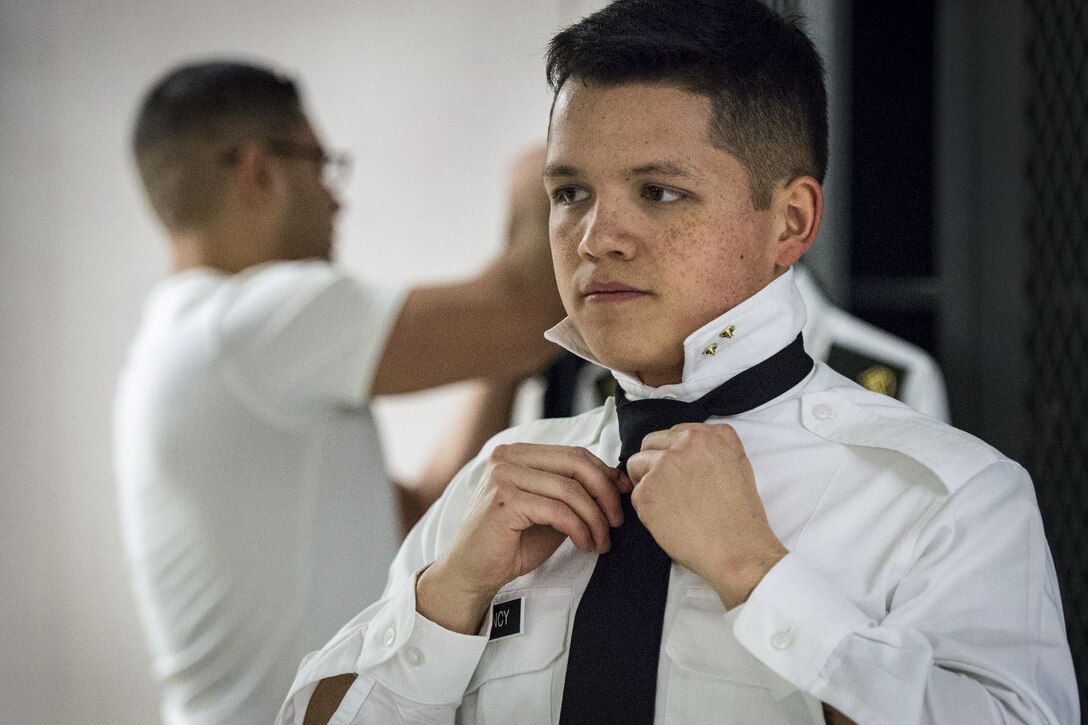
[552,187,589,205]
[643,185,685,203]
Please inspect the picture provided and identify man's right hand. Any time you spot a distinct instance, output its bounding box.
[415,443,629,634]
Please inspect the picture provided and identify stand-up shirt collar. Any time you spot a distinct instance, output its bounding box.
[545,267,807,403]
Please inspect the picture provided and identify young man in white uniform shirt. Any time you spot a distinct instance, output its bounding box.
[115,62,562,725]
[285,2,1078,723]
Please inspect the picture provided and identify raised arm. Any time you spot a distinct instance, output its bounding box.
[287,442,629,725]
[627,425,1077,724]
[370,146,564,396]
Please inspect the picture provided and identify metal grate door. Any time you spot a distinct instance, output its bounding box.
[1025,0,1088,711]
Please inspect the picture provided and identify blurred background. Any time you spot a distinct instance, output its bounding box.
[1,0,1083,721]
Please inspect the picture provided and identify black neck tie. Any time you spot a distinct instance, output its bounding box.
[558,334,813,725]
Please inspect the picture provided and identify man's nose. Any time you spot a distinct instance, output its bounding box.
[577,197,636,261]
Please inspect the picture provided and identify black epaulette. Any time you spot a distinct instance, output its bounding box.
[825,344,908,400]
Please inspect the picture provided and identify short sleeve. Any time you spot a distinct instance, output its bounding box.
[215,261,407,419]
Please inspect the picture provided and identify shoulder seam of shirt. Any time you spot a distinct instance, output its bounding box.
[800,389,1004,493]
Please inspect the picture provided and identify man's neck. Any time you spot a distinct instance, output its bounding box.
[169,229,273,275]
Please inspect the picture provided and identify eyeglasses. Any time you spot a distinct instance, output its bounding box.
[221,139,353,189]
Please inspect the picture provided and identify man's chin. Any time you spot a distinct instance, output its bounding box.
[579,333,682,386]
[579,337,641,378]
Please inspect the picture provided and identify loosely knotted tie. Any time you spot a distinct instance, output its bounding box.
[558,334,812,725]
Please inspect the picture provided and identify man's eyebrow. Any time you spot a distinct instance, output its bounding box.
[543,163,581,178]
[542,160,705,179]
[629,161,702,179]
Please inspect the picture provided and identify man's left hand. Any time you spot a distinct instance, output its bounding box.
[625,422,787,609]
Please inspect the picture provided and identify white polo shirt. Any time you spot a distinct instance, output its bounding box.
[279,270,1078,725]
[114,260,406,725]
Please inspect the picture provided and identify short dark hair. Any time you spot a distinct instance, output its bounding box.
[132,60,304,231]
[546,0,827,209]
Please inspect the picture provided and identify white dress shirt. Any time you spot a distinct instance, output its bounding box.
[279,269,1078,725]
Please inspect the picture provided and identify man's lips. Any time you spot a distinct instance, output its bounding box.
[582,282,649,302]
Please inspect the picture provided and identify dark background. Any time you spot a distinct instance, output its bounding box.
[821,0,1086,714]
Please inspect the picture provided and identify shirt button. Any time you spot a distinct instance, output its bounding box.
[812,403,835,421]
[702,343,719,356]
[383,626,396,647]
[405,647,424,666]
[771,627,795,650]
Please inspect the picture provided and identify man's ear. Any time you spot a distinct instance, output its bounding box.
[231,140,277,209]
[772,175,823,268]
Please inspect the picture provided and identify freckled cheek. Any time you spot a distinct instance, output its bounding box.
[654,225,720,276]
[549,214,577,254]
[549,236,581,306]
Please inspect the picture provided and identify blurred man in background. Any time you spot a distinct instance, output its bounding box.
[115,60,561,725]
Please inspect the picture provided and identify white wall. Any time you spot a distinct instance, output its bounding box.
[0,1,604,721]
